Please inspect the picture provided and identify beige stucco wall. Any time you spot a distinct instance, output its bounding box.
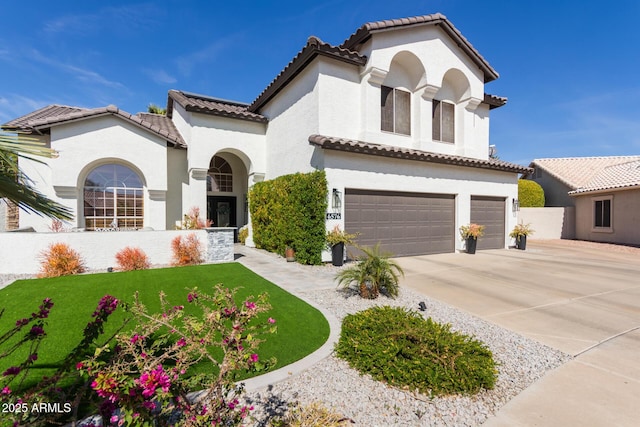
[518,207,576,240]
[573,189,640,246]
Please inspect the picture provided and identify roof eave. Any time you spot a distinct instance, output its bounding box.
[309,134,530,174]
[248,38,367,113]
[341,14,499,83]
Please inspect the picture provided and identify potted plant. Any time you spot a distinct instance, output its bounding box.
[510,223,534,250]
[459,223,485,254]
[325,225,358,266]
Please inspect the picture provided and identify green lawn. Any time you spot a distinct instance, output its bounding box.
[0,263,329,384]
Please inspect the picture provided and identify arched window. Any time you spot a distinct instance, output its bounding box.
[83,164,144,230]
[207,156,233,192]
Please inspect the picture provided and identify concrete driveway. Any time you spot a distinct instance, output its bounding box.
[395,240,640,427]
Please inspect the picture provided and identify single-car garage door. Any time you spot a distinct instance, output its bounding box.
[345,189,455,257]
[470,196,505,250]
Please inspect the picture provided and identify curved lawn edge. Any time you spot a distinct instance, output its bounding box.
[241,291,341,391]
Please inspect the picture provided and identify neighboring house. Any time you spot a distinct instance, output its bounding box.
[525,156,640,246]
[2,13,529,257]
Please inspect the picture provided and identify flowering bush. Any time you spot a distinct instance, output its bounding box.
[79,285,277,426]
[171,233,204,266]
[38,242,86,278]
[0,295,122,426]
[115,246,151,271]
[1,285,277,426]
[177,206,213,230]
[459,223,485,239]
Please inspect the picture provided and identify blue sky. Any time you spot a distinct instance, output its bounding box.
[1,0,639,165]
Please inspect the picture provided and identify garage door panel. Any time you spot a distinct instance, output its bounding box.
[470,196,505,250]
[345,189,455,257]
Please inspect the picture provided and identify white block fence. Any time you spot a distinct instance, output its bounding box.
[0,228,236,275]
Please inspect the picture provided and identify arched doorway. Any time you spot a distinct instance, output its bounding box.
[206,152,248,229]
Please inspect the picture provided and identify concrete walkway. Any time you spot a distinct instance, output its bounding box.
[395,240,640,427]
[233,245,342,391]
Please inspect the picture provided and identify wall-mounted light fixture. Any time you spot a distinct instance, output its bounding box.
[332,188,342,210]
[512,198,520,212]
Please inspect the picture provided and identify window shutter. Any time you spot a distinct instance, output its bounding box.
[381,86,394,132]
[395,89,411,135]
[442,102,455,143]
[432,100,441,140]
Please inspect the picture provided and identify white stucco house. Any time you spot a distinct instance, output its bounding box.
[3,13,529,257]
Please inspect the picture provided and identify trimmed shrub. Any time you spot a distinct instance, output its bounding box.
[335,306,497,396]
[238,225,248,245]
[518,179,545,207]
[115,246,150,271]
[249,171,327,265]
[38,242,86,278]
[171,233,204,266]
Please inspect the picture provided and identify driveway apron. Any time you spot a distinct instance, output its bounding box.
[395,240,640,427]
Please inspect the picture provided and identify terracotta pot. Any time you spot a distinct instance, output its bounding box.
[285,246,295,262]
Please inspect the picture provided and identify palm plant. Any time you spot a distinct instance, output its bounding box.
[335,243,404,299]
[0,132,73,220]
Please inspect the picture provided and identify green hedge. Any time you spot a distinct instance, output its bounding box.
[518,179,545,207]
[249,170,328,265]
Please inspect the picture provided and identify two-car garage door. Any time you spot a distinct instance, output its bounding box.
[344,190,506,257]
[344,189,455,257]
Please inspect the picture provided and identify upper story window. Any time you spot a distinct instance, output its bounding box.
[84,164,144,230]
[432,100,455,143]
[381,86,411,135]
[208,156,233,192]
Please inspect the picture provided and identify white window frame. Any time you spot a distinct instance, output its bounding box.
[381,86,411,136]
[432,99,455,144]
[592,195,613,233]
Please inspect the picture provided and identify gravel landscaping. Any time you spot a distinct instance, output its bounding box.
[244,287,572,427]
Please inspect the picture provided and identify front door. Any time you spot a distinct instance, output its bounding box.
[207,196,237,228]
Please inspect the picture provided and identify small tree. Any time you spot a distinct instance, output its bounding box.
[518,179,545,207]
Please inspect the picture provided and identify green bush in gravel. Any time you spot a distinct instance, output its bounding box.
[335,306,497,396]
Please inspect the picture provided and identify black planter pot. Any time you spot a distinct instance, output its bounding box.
[331,242,345,266]
[466,237,477,254]
[516,235,527,250]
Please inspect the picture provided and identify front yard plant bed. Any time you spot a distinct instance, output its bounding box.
[335,306,497,396]
[0,263,329,388]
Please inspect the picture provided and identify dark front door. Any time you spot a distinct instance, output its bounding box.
[207,196,236,228]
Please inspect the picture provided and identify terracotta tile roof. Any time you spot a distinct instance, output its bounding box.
[167,90,268,123]
[309,134,530,174]
[569,159,640,194]
[248,36,367,112]
[2,105,186,147]
[3,105,85,129]
[340,13,499,83]
[483,93,507,109]
[530,156,640,190]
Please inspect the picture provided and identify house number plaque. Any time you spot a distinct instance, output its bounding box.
[326,213,341,220]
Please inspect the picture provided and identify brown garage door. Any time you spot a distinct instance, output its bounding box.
[345,189,455,257]
[470,196,505,250]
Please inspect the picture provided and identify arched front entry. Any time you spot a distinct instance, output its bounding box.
[206,152,249,230]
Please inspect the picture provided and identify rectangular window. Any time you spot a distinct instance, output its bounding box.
[381,86,410,135]
[594,197,612,229]
[432,100,455,143]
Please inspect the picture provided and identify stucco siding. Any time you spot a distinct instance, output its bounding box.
[574,189,640,246]
[322,150,518,253]
[262,62,321,179]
